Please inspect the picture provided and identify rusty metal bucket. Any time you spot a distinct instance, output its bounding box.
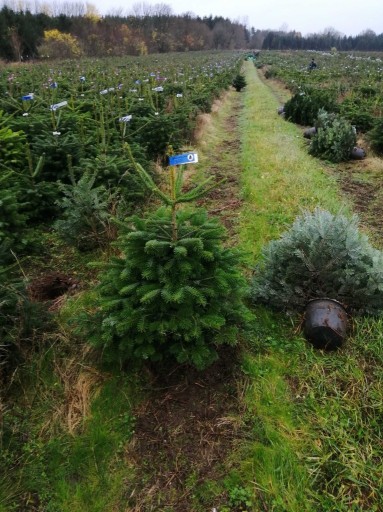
[304,298,348,350]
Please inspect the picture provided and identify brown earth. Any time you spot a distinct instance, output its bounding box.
[336,155,383,245]
[125,347,245,511]
[27,271,80,311]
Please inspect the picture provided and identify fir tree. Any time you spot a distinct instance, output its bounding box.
[309,109,357,163]
[251,208,383,314]
[83,157,252,369]
[232,74,247,92]
[54,170,117,251]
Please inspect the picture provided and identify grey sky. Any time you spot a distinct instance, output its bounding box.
[94,0,382,37]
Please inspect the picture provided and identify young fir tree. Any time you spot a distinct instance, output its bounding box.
[85,157,252,369]
[232,74,247,92]
[251,208,383,314]
[54,170,117,251]
[309,109,356,163]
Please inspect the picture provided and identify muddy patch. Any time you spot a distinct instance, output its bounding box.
[125,347,244,511]
[340,178,376,214]
[27,271,79,304]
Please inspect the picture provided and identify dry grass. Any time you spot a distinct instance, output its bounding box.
[193,112,214,142]
[193,92,229,143]
[39,347,105,436]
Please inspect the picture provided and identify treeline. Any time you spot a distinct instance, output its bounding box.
[261,29,383,52]
[2,0,383,62]
[0,2,248,60]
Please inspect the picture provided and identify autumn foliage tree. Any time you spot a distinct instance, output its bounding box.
[38,29,82,58]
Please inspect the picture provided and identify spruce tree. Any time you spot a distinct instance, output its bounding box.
[251,209,383,314]
[85,159,252,369]
[232,74,247,92]
[309,109,357,163]
[54,171,117,251]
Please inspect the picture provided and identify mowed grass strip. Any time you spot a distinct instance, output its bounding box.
[239,61,350,262]
[233,62,383,511]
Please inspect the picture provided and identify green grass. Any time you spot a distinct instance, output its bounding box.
[1,338,140,511]
[230,62,383,511]
[239,61,350,262]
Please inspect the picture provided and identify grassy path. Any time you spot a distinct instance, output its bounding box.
[234,62,383,511]
[239,61,349,262]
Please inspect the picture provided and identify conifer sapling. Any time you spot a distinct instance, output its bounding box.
[85,150,252,369]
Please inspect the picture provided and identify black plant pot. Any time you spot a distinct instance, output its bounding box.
[303,127,317,139]
[350,146,366,160]
[304,299,348,350]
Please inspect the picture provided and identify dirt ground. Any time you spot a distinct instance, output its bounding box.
[337,155,383,245]
[125,346,245,511]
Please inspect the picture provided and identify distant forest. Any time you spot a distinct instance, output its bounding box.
[1,1,383,61]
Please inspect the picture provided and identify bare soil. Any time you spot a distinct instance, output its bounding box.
[336,156,383,244]
[126,347,244,511]
[27,271,79,302]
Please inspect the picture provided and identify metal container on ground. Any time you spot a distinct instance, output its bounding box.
[304,298,348,350]
[350,147,366,160]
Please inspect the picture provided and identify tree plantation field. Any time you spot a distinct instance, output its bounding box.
[256,50,383,245]
[0,50,242,253]
[257,50,383,132]
[2,49,383,511]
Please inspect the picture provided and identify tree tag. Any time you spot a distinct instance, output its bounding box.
[50,101,68,111]
[168,153,198,166]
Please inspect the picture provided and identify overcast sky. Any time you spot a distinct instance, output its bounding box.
[93,0,382,36]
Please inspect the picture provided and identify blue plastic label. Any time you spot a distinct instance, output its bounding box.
[168,153,198,166]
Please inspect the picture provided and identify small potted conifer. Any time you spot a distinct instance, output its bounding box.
[251,208,383,349]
